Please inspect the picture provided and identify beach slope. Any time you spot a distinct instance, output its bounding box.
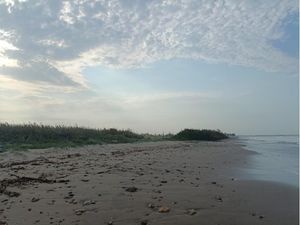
[0,140,298,225]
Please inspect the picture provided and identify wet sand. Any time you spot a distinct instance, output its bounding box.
[0,140,298,225]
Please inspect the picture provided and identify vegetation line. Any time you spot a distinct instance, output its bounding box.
[0,123,229,151]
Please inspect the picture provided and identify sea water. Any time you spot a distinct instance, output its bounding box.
[237,135,299,187]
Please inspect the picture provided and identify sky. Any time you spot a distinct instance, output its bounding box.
[0,0,298,135]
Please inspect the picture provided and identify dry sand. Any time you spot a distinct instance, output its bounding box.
[0,140,298,225]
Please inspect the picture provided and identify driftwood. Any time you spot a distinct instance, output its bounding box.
[0,175,69,197]
[0,157,54,168]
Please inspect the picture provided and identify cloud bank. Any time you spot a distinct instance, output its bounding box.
[0,0,298,88]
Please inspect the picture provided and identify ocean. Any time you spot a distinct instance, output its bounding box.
[237,135,299,187]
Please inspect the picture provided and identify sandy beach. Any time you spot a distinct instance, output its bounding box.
[0,140,298,225]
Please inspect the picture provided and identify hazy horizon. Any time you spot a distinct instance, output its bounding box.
[0,0,299,135]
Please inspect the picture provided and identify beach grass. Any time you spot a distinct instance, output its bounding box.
[0,123,146,150]
[0,123,228,151]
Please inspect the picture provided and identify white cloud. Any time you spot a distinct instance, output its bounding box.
[0,0,298,88]
[120,91,219,106]
[38,39,68,48]
[0,29,18,66]
[59,1,75,24]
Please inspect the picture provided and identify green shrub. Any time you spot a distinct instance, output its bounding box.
[173,129,228,141]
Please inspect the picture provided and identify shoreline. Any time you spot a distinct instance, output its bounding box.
[0,140,298,225]
[235,135,299,187]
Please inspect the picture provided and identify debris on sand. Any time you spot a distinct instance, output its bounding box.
[111,151,125,157]
[124,186,138,192]
[0,157,53,168]
[69,199,78,204]
[83,200,96,206]
[0,176,63,197]
[147,203,155,209]
[31,197,40,202]
[80,179,89,182]
[5,191,20,197]
[64,192,74,199]
[56,179,70,183]
[186,209,197,215]
[158,206,170,213]
[66,153,81,158]
[74,209,86,215]
[215,195,223,202]
[140,219,148,225]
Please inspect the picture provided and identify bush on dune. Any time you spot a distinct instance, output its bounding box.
[173,129,228,141]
